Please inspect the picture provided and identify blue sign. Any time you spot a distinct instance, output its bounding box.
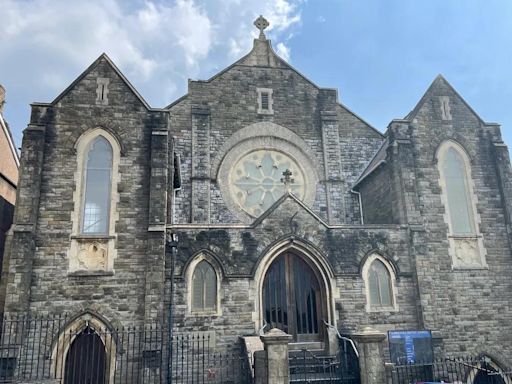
[388,330,433,364]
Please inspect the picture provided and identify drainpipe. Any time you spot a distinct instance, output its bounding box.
[350,189,364,225]
[167,232,178,384]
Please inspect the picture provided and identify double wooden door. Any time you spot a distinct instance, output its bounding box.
[262,253,323,341]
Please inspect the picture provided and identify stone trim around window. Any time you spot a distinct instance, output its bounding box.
[68,128,121,274]
[257,88,274,114]
[185,252,223,317]
[361,254,399,313]
[436,140,487,269]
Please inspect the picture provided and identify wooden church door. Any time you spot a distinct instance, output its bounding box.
[262,253,323,342]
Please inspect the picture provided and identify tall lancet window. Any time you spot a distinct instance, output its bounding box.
[82,136,113,234]
[440,147,475,235]
[437,141,486,268]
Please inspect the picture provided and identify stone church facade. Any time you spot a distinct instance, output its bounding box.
[3,17,512,377]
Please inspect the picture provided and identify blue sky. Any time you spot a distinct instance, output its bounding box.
[1,0,512,150]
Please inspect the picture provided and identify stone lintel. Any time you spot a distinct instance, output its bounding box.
[191,106,211,115]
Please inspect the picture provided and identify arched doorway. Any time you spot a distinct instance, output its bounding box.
[64,326,106,384]
[262,252,324,341]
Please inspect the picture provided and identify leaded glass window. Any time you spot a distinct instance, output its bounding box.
[229,150,305,217]
[81,136,113,234]
[192,261,217,312]
[441,147,475,235]
[368,260,393,307]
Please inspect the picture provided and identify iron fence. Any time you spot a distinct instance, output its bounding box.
[390,356,512,384]
[288,337,360,384]
[0,314,252,384]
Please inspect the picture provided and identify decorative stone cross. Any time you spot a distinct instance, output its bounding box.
[254,15,269,40]
[281,169,294,192]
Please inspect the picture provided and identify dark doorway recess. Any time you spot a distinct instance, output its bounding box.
[64,326,106,384]
[263,252,324,342]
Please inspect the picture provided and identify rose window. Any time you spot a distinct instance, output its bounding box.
[229,150,305,217]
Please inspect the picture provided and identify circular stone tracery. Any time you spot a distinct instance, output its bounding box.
[229,150,305,217]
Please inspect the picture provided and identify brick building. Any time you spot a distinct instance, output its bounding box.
[0,84,19,312]
[2,16,512,382]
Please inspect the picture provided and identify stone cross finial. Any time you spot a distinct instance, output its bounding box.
[254,15,269,40]
[281,169,294,192]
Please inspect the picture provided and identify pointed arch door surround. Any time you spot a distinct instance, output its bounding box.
[262,252,325,342]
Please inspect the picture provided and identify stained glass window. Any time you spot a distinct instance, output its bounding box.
[229,150,305,217]
[368,259,393,308]
[441,147,475,235]
[192,261,217,312]
[82,136,113,234]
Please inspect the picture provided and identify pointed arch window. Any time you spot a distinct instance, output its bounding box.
[440,147,476,235]
[81,136,113,234]
[191,260,217,312]
[437,141,486,268]
[362,254,397,311]
[68,129,120,274]
[368,259,393,307]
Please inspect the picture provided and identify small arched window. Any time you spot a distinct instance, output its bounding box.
[362,254,397,311]
[368,259,393,308]
[440,147,475,235]
[191,260,217,312]
[81,136,113,234]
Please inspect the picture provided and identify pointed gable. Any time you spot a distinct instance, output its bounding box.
[405,75,484,125]
[51,53,151,110]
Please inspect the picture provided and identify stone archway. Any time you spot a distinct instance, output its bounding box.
[262,251,326,342]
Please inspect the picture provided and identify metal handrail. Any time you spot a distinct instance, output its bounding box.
[323,320,359,358]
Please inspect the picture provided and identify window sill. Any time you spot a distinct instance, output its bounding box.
[188,311,221,317]
[71,235,115,241]
[366,305,398,313]
[68,270,114,277]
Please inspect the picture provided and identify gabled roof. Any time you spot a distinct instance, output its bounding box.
[404,74,485,124]
[251,191,329,229]
[50,53,153,110]
[352,139,388,189]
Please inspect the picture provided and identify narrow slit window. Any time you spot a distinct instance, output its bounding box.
[257,88,273,114]
[261,92,269,110]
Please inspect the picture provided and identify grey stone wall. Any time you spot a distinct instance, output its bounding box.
[391,77,512,363]
[169,58,383,226]
[357,165,394,224]
[4,56,167,328]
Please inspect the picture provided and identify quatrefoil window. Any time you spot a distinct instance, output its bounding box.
[229,150,305,217]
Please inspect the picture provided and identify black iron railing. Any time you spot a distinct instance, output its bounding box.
[0,314,252,383]
[390,356,512,384]
[288,336,360,384]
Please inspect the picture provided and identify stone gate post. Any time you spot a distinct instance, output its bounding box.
[254,328,292,384]
[352,326,387,384]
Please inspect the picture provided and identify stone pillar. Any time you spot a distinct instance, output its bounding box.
[191,106,210,223]
[352,326,387,384]
[321,110,345,224]
[4,124,46,313]
[257,328,292,384]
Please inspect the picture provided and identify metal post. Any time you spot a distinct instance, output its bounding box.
[167,233,178,384]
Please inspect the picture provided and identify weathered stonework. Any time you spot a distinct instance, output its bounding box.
[3,19,512,381]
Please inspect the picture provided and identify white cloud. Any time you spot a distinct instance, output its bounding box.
[276,42,291,62]
[0,0,303,144]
